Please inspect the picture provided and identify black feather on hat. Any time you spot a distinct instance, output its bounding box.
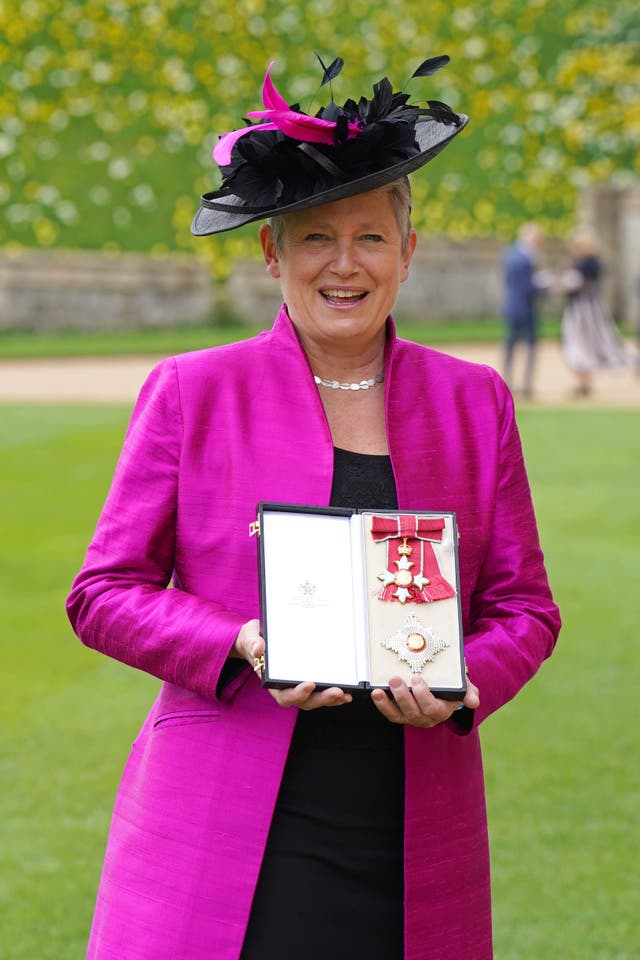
[192,55,468,236]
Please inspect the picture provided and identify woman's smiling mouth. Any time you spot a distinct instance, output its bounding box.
[320,289,368,306]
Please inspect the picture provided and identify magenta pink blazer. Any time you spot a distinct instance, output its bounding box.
[67,307,560,959]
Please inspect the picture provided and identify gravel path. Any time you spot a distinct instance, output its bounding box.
[1,340,638,407]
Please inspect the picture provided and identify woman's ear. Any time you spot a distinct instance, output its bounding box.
[400,229,418,284]
[259,224,281,279]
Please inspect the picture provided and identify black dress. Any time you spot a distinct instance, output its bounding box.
[240,448,403,960]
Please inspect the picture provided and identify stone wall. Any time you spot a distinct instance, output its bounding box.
[396,237,504,320]
[227,262,283,329]
[0,250,213,332]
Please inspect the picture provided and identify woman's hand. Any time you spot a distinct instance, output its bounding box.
[233,619,265,664]
[371,675,480,727]
[268,682,353,711]
[233,620,352,710]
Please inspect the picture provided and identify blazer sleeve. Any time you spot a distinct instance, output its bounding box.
[66,358,248,703]
[458,369,561,729]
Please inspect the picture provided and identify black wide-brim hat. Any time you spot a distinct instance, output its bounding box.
[191,56,469,237]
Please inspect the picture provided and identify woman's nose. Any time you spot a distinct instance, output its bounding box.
[330,240,358,275]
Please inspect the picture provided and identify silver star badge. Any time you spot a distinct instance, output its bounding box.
[381,614,449,673]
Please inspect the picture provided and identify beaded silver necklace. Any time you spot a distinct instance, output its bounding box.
[313,371,384,391]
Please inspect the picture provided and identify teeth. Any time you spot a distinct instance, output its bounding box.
[322,289,364,299]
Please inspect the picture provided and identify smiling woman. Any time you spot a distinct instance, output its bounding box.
[256,187,417,456]
[257,186,417,398]
[67,55,560,960]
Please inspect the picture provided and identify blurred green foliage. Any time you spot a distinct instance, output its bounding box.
[1,0,638,277]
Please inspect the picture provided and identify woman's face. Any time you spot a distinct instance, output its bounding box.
[259,188,417,357]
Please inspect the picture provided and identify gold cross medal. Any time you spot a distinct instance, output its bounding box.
[377,537,430,604]
[382,614,449,673]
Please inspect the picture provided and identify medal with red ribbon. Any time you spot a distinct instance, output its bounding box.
[371,514,456,605]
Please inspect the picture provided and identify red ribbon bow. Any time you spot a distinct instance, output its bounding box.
[371,515,446,543]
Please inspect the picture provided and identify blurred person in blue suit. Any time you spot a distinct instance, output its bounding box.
[502,222,551,398]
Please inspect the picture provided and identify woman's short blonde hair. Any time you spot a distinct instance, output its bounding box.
[269,175,413,253]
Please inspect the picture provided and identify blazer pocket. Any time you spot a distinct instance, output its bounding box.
[153,709,221,730]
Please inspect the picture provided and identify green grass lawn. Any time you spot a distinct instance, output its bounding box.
[0,316,563,359]
[1,405,638,958]
[485,411,639,959]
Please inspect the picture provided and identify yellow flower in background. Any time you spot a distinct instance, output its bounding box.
[32,216,58,245]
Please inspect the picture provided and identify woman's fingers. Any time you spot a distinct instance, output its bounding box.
[371,676,476,728]
[463,680,480,710]
[269,683,352,710]
[370,687,406,724]
[233,619,265,663]
[298,686,353,710]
